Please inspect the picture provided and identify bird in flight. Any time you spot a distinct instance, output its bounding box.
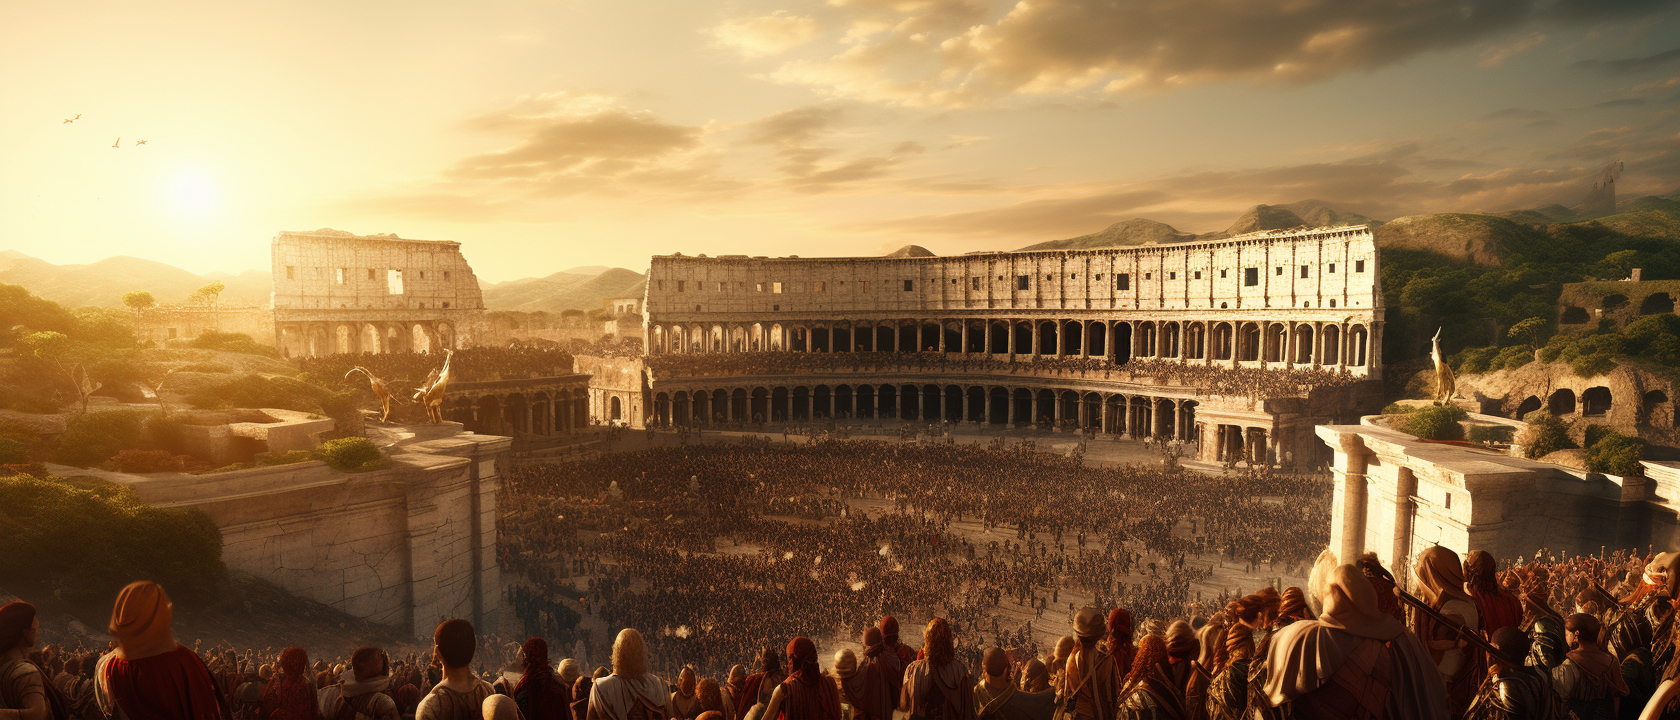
[135,140,147,146]
[111,137,120,148]
[63,114,81,124]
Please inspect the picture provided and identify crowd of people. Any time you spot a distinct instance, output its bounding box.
[298,346,578,388]
[496,440,1331,683]
[11,541,1680,719]
[642,353,1360,403]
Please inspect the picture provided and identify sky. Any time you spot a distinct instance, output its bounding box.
[2,0,1679,282]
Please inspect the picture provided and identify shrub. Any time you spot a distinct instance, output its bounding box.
[186,373,323,412]
[1455,346,1499,375]
[1468,425,1516,444]
[312,437,387,472]
[2,462,47,477]
[0,474,226,603]
[1521,410,1577,459]
[114,449,186,473]
[1585,429,1644,476]
[1491,345,1534,371]
[1399,405,1467,440]
[55,410,148,467]
[1380,403,1421,415]
[184,331,277,357]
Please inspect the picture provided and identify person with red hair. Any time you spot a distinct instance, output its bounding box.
[759,638,839,720]
[898,619,975,720]
[1116,634,1183,718]
[93,581,227,720]
[259,647,319,720]
[1103,610,1135,679]
[1464,550,1522,638]
[514,638,572,720]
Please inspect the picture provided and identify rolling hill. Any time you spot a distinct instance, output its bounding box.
[0,251,271,309]
[479,266,647,313]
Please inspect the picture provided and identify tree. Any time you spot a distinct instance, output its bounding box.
[122,291,155,320]
[21,331,99,414]
[192,281,225,331]
[1506,317,1548,359]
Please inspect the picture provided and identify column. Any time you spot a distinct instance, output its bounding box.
[1053,392,1064,428]
[1340,322,1351,367]
[984,390,992,425]
[938,320,947,352]
[1006,390,1016,426]
[983,322,993,355]
[804,392,814,420]
[961,322,970,355]
[1327,431,1371,565]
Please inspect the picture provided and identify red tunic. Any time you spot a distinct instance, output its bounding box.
[100,646,227,720]
[1476,591,1524,638]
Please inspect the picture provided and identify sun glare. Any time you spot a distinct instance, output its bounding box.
[166,168,220,221]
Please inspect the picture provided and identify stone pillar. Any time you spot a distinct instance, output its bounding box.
[960,322,969,355]
[1391,467,1418,572]
[1318,428,1372,565]
[983,390,992,425]
[1006,390,1016,426]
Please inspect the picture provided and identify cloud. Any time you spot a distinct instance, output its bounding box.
[709,11,821,58]
[750,0,1680,106]
[739,103,923,192]
[1573,46,1680,74]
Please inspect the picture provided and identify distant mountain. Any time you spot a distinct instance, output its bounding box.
[0,251,271,309]
[560,265,612,275]
[481,267,647,313]
[885,245,936,257]
[1020,218,1195,251]
[1276,200,1373,229]
[1221,204,1310,236]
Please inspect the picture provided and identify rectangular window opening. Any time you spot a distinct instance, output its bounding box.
[1244,268,1259,287]
[387,269,405,294]
[1355,260,1365,273]
[1300,265,1310,279]
[903,280,914,292]
[1017,275,1030,290]
[1115,273,1130,291]
[286,266,295,280]
[773,282,784,294]
[1328,263,1336,274]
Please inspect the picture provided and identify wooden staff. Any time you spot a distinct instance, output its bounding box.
[1392,586,1525,667]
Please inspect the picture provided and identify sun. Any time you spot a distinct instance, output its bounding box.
[166,168,221,222]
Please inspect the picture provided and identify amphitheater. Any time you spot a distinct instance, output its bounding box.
[640,226,1384,466]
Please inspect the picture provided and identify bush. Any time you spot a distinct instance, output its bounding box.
[1455,346,1499,375]
[55,410,148,467]
[1490,345,1534,371]
[1585,429,1644,476]
[1399,405,1468,440]
[0,474,226,603]
[1380,403,1421,415]
[1521,410,1577,459]
[185,373,324,412]
[1468,425,1516,444]
[312,437,387,472]
[114,449,186,473]
[2,462,47,477]
[184,331,277,357]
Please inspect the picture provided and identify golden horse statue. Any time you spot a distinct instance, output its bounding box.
[413,349,453,424]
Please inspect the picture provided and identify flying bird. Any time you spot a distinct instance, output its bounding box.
[63,114,81,124]
[111,137,120,148]
[135,140,147,146]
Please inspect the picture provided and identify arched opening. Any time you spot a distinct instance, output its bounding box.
[504,394,529,434]
[1083,392,1102,429]
[1062,321,1082,355]
[1237,323,1261,362]
[1211,323,1234,361]
[1348,325,1369,367]
[943,385,963,422]
[1561,306,1590,324]
[477,396,503,434]
[811,327,830,353]
[1321,325,1341,365]
[673,391,691,426]
[791,386,811,420]
[1105,395,1125,434]
[770,324,785,351]
[857,384,876,419]
[1549,389,1576,415]
[1155,398,1176,439]
[920,323,941,352]
[731,388,747,421]
[1113,322,1133,364]
[988,387,1009,424]
[751,387,769,423]
[813,385,831,419]
[610,396,623,421]
[361,324,383,354]
[1137,321,1156,358]
[411,325,432,354]
[711,389,728,423]
[1644,389,1672,428]
[1294,325,1315,364]
[1059,390,1078,427]
[990,323,1010,354]
[879,384,898,419]
[1263,324,1286,363]
[335,325,353,354]
[876,325,895,352]
[1014,323,1033,355]
[1643,293,1675,315]
[835,384,853,418]
[1184,323,1205,360]
[1514,395,1542,418]
[903,385,923,420]
[899,324,917,353]
[1128,397,1152,439]
[943,324,962,353]
[834,326,852,352]
[1012,388,1032,424]
[771,387,790,422]
[966,386,985,423]
[1087,323,1106,357]
[1160,322,1179,359]
[965,323,985,353]
[1582,386,1612,416]
[1038,322,1058,355]
[1034,389,1055,427]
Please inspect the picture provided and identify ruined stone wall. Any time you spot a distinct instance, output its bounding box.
[645,226,1378,321]
[271,229,487,357]
[137,306,275,346]
[112,429,509,639]
[1456,362,1679,447]
[1557,279,1680,328]
[575,354,647,427]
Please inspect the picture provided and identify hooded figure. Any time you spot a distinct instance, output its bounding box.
[1263,553,1449,718]
[761,638,840,720]
[572,676,595,720]
[900,619,977,720]
[1464,550,1523,637]
[725,666,747,715]
[672,668,701,720]
[559,660,583,703]
[588,629,672,720]
[1104,610,1136,680]
[840,628,895,720]
[516,638,573,720]
[317,645,399,720]
[880,617,916,697]
[1412,545,1482,714]
[94,581,225,720]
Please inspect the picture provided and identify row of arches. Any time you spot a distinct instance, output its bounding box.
[649,384,1200,438]
[648,318,1372,368]
[442,387,590,437]
[278,320,457,358]
[1511,385,1677,427]
[1561,291,1676,324]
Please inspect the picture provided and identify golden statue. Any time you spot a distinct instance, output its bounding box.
[345,366,396,422]
[1431,327,1456,405]
[413,349,453,424]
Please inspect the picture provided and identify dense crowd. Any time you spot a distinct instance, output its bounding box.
[643,353,1361,402]
[298,347,577,387]
[496,440,1330,682]
[11,538,1680,719]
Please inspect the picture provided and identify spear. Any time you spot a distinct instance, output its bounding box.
[1392,586,1525,667]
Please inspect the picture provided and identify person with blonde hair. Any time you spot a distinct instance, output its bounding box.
[588,629,671,720]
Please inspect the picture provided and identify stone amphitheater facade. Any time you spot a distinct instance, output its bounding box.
[642,226,1384,466]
